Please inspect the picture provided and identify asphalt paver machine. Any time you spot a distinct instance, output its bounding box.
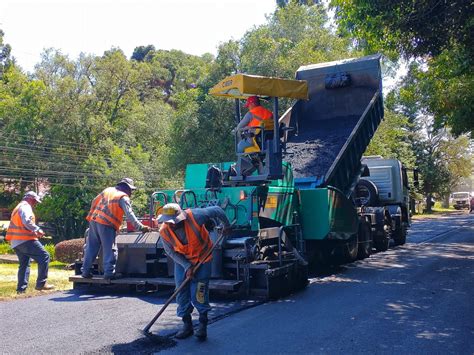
[71,54,385,299]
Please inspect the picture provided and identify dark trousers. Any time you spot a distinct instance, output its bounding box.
[175,261,211,318]
[13,240,50,292]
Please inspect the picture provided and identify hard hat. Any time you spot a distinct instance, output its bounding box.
[157,203,186,224]
[244,96,260,108]
[23,191,42,203]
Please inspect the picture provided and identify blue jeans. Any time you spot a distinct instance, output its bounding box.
[175,261,211,318]
[237,137,254,153]
[13,240,50,292]
[81,221,117,277]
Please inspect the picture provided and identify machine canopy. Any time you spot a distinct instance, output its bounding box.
[209,73,308,100]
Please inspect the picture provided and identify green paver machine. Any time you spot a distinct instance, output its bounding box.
[71,54,384,299]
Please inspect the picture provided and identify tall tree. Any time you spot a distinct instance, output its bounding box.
[0,29,13,77]
[331,0,474,137]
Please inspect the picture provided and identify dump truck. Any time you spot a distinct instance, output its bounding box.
[71,54,385,299]
[353,156,418,250]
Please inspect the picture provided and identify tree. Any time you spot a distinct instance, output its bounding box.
[331,0,474,137]
[365,109,416,168]
[331,0,473,58]
[387,63,473,212]
[131,45,155,62]
[0,29,12,77]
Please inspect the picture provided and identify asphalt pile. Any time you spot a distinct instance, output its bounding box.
[284,115,360,180]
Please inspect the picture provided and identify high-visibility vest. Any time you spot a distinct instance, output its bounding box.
[159,209,213,264]
[5,201,38,242]
[247,106,273,129]
[86,187,127,230]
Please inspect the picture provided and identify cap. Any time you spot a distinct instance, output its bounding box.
[157,203,186,224]
[23,191,42,203]
[117,178,137,190]
[244,95,260,108]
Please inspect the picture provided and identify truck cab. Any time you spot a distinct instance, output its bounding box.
[354,156,416,250]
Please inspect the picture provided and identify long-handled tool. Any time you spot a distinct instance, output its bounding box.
[141,227,227,338]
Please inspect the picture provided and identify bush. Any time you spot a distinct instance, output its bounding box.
[0,242,14,254]
[55,238,85,263]
[44,243,56,261]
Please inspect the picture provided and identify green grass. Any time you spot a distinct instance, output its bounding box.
[412,202,460,219]
[0,261,73,301]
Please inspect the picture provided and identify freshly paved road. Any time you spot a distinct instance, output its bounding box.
[1,212,472,354]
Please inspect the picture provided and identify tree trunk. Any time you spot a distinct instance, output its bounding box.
[425,193,433,213]
[442,194,450,208]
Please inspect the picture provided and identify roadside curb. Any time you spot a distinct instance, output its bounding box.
[0,254,18,264]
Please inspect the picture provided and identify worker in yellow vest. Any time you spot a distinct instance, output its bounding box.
[81,178,150,280]
[158,203,230,341]
[6,191,55,293]
[235,95,273,153]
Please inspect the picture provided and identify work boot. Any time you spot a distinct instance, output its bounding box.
[195,312,208,341]
[175,315,193,339]
[35,283,55,291]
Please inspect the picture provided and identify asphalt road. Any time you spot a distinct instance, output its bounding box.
[1,212,472,354]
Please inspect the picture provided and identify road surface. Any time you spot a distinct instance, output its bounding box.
[0,212,472,354]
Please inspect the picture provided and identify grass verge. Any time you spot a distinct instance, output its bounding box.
[0,261,73,301]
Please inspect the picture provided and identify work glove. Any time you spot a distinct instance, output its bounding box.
[140,225,151,233]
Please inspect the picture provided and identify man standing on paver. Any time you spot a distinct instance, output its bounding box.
[82,178,150,280]
[158,203,230,341]
[5,191,55,293]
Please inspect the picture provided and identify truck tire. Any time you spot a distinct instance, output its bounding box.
[373,234,390,252]
[354,179,379,207]
[357,221,372,259]
[393,222,407,245]
[343,234,359,263]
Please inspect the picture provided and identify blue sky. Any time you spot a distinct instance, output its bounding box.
[0,0,276,72]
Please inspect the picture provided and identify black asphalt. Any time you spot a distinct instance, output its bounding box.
[1,212,472,354]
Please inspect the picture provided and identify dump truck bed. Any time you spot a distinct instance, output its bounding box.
[282,54,383,195]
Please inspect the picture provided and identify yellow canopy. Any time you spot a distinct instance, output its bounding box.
[209,73,308,100]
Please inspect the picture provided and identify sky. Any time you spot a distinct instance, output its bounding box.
[0,0,277,73]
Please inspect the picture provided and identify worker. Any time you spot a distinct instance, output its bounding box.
[235,95,273,153]
[158,203,230,341]
[5,191,55,293]
[81,178,150,280]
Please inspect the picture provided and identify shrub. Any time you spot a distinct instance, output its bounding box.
[55,238,85,263]
[44,243,56,261]
[0,242,14,255]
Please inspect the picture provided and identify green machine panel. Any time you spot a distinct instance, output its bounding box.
[184,162,234,189]
[299,189,330,240]
[299,187,358,240]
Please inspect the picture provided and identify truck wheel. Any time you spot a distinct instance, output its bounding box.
[357,221,372,259]
[393,223,407,245]
[374,235,389,252]
[354,179,379,207]
[343,234,359,263]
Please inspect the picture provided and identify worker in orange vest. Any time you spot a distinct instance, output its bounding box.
[6,191,55,293]
[158,203,230,341]
[235,95,273,153]
[81,178,150,280]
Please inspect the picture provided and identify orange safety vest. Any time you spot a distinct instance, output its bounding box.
[5,201,38,242]
[247,106,273,128]
[86,187,127,230]
[159,209,213,264]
